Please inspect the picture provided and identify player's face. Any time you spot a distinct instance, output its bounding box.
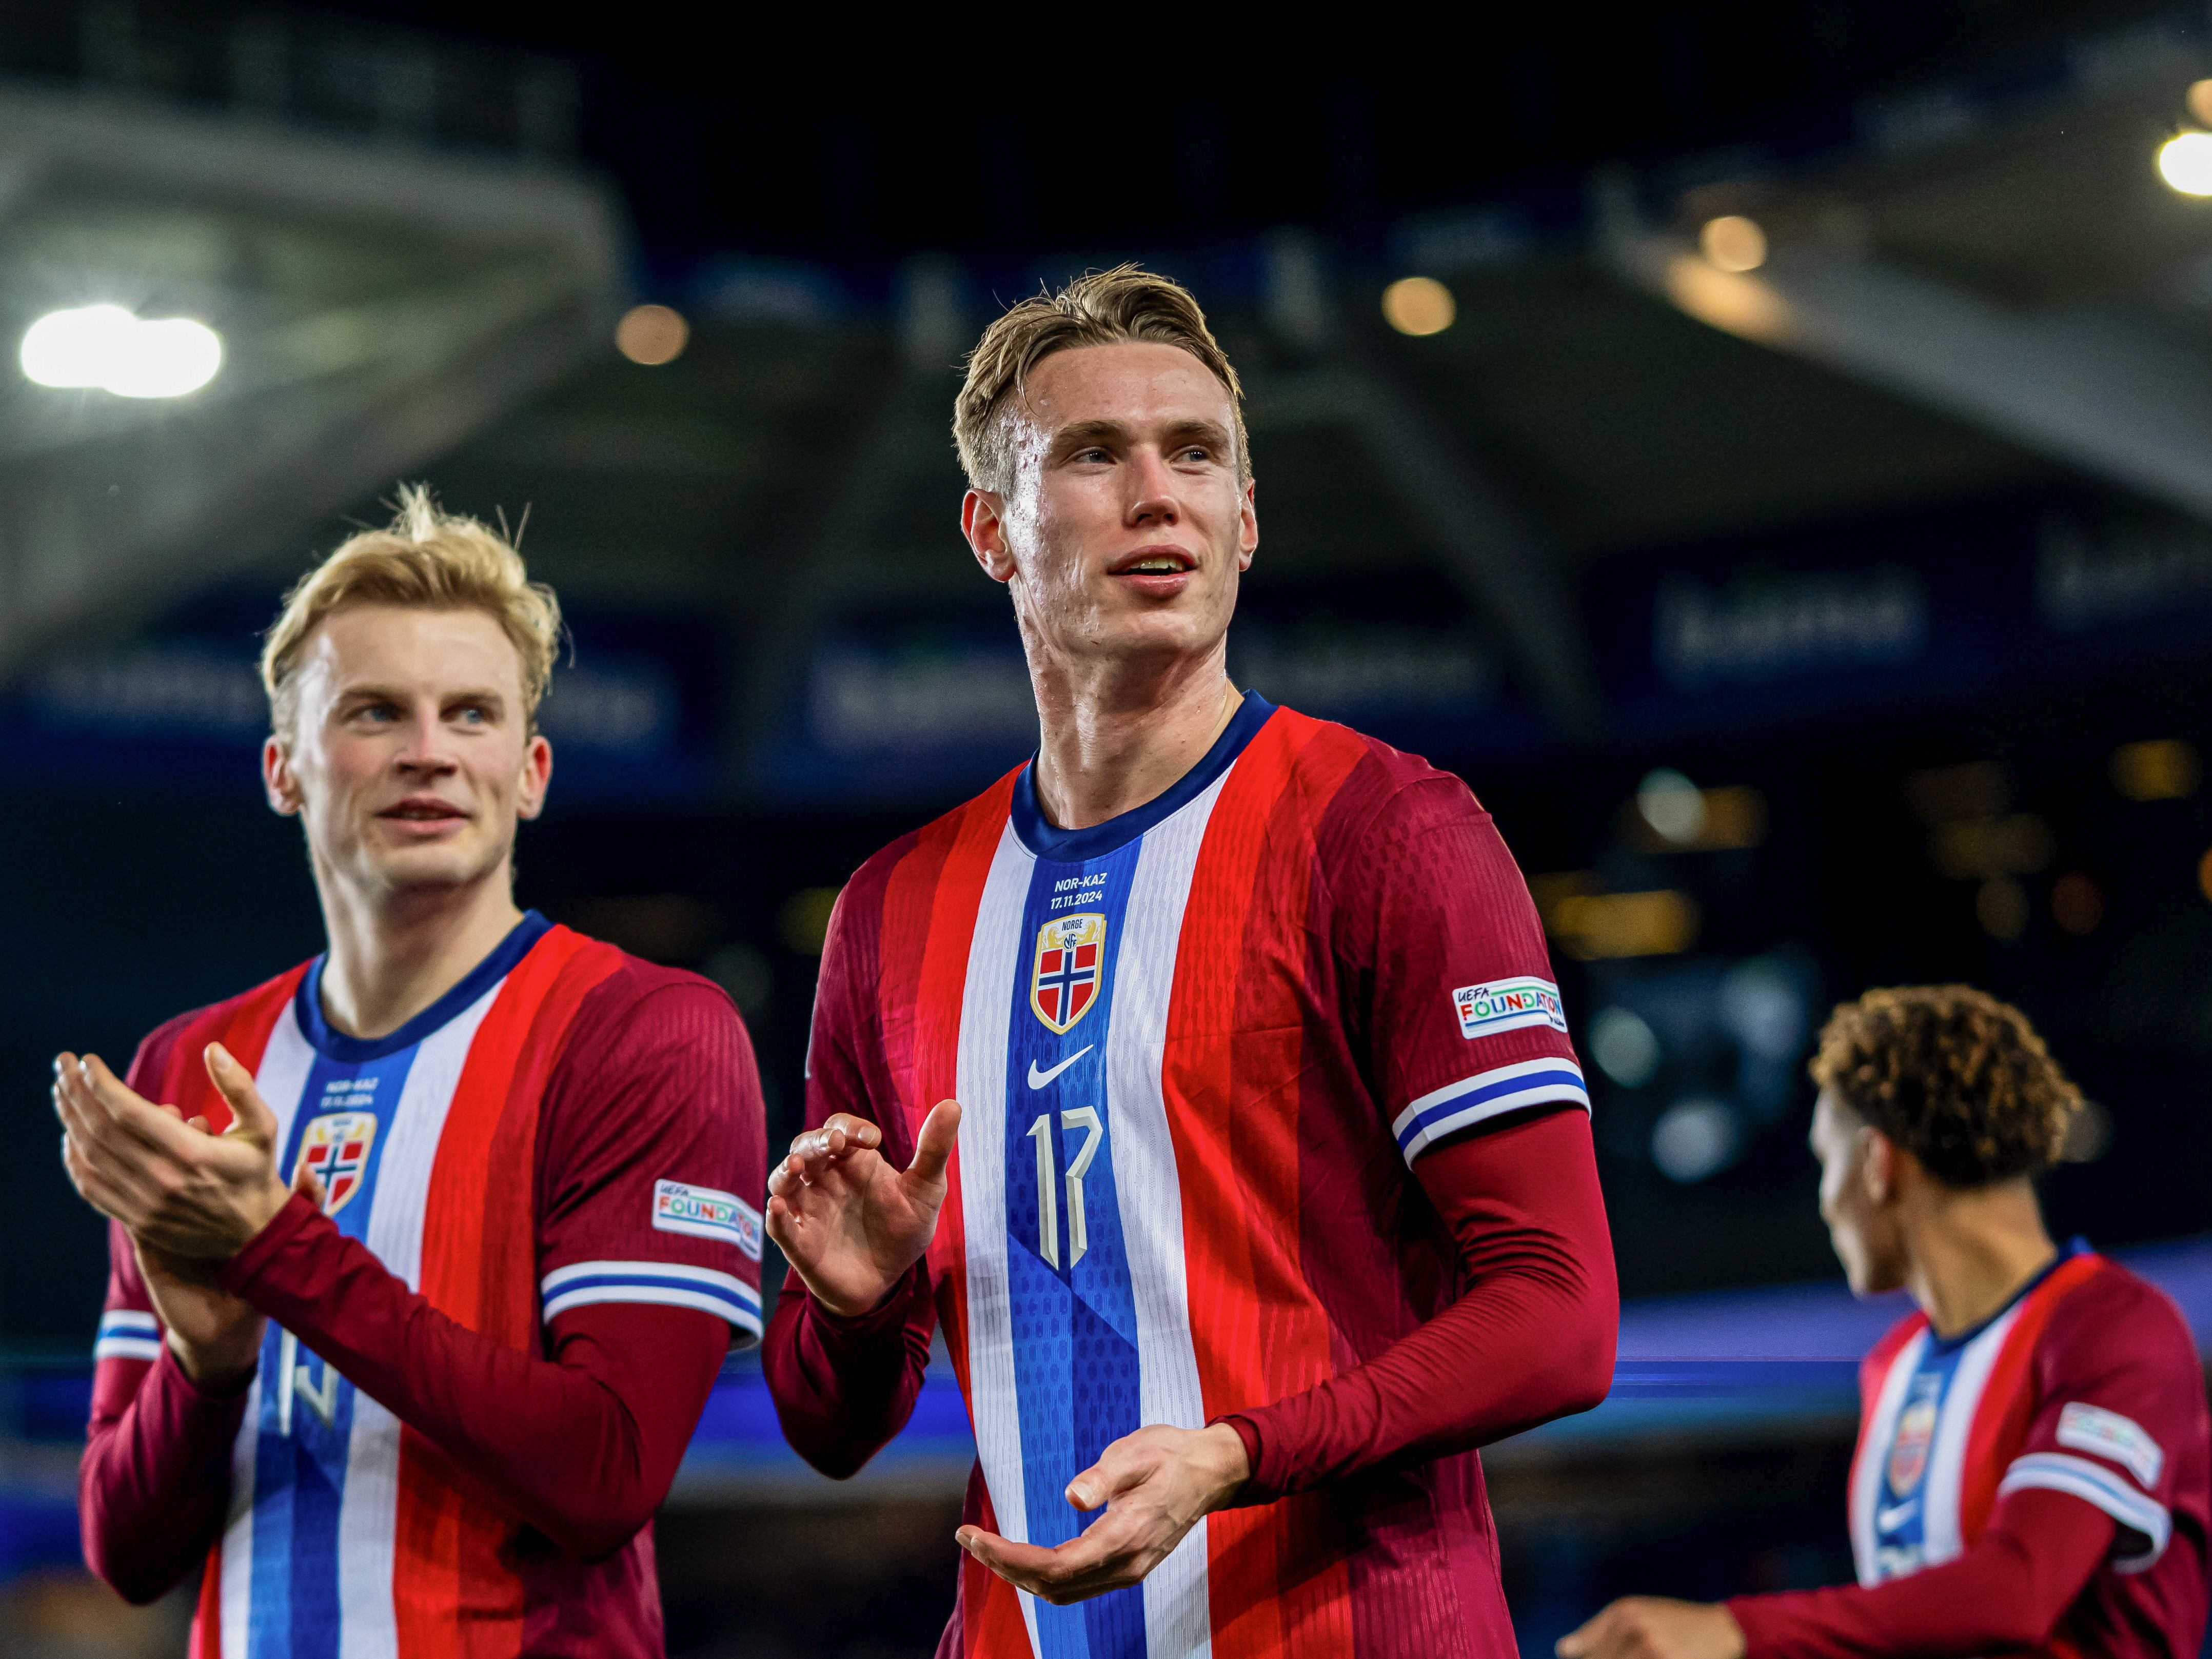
[964,342,1258,672]
[265,605,551,903]
[1811,1089,1905,1296]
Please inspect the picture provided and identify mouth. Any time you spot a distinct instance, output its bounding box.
[378,797,469,824]
[1108,549,1197,577]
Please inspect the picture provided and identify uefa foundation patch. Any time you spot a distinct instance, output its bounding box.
[654,1178,763,1259]
[1453,978,1569,1039]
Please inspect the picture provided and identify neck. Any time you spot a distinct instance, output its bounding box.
[1899,1178,2058,1340]
[312,862,525,1040]
[1027,635,1241,832]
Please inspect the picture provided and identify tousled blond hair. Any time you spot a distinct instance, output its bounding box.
[260,485,561,740]
[953,264,1250,494]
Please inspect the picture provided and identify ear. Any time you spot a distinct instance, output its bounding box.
[1860,1126,1897,1207]
[963,489,1017,585]
[1236,477,1258,571]
[263,735,303,817]
[516,733,553,821]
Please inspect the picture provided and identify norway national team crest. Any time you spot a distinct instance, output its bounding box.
[1887,1376,1941,1496]
[1031,913,1107,1033]
[297,1111,378,1216]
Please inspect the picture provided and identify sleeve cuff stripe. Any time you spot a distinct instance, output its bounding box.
[540,1260,760,1308]
[1394,1067,1591,1158]
[1999,1453,2170,1566]
[542,1281,765,1334]
[93,1336,164,1363]
[99,1311,159,1334]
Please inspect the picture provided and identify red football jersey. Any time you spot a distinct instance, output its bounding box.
[803,695,1590,1657]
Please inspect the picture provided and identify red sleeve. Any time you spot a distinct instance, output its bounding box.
[80,1015,248,1603]
[1730,1486,2116,1656]
[760,855,940,1477]
[220,1195,726,1560]
[1334,773,1589,1164]
[535,974,768,1346]
[1221,1106,1616,1500]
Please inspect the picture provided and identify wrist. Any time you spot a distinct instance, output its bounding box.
[1196,1421,1251,1513]
[166,1326,260,1396]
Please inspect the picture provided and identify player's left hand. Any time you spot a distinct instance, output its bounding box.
[54,1043,294,1261]
[1557,1597,1746,1659]
[955,1421,1249,1604]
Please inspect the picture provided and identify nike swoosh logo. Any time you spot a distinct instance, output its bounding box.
[1876,1500,1917,1533]
[1027,1046,1093,1089]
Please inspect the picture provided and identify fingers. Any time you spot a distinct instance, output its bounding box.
[293,1159,328,1211]
[204,1044,278,1148]
[767,1114,882,1199]
[957,1514,1146,1606]
[906,1099,962,1186]
[1065,1430,1150,1512]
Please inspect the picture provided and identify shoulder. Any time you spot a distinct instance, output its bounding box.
[1263,706,1487,842]
[561,952,746,1056]
[2040,1256,2200,1377]
[1861,1308,1930,1389]
[125,964,311,1093]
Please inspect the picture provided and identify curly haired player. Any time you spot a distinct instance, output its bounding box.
[1562,984,2209,1659]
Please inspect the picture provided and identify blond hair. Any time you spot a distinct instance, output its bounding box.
[953,264,1249,494]
[260,485,562,739]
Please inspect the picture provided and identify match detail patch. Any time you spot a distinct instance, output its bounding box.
[653,1178,762,1260]
[2058,1401,2165,1488]
[1453,978,1568,1040]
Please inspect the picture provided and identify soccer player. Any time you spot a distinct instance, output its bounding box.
[1560,985,2210,1658]
[53,491,766,1656]
[760,266,1618,1656]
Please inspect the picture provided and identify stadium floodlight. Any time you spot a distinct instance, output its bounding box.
[20,305,223,398]
[2157,131,2212,196]
[1380,276,1455,337]
[1699,214,1767,273]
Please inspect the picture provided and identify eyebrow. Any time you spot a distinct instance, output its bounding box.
[1051,417,1235,456]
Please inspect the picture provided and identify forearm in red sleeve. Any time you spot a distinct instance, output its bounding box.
[80,1352,249,1603]
[1224,1107,1616,1502]
[762,1261,937,1478]
[1729,1486,2116,1657]
[218,1195,726,1561]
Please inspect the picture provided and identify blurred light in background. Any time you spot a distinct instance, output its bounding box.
[1538,879,1702,960]
[2109,738,2200,801]
[1698,214,1767,273]
[2050,872,2103,936]
[615,303,689,365]
[2156,131,2212,196]
[20,305,222,398]
[1381,275,1455,336]
[1590,1005,1662,1088]
[2198,850,2212,905]
[1977,875,2030,941]
[1650,1097,1739,1182]
[2190,79,2212,128]
[778,886,840,954]
[1635,768,1706,842]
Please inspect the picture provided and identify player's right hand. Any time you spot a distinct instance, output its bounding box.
[765,1101,960,1318]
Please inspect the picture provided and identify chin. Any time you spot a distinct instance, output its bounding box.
[369,844,501,893]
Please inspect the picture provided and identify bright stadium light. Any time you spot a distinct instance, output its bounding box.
[1381,276,1455,337]
[1699,214,1767,273]
[2157,132,2212,196]
[19,305,223,398]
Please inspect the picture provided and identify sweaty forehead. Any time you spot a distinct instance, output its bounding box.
[1018,341,1232,432]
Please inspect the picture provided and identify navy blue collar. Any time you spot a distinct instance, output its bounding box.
[1010,691,1275,863]
[1926,1237,2090,1355]
[295,910,552,1063]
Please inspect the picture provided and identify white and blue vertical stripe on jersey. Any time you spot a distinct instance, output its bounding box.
[94,1309,163,1365]
[1868,1337,1971,1581]
[540,1259,763,1340]
[247,1038,419,1659]
[1001,831,1151,1659]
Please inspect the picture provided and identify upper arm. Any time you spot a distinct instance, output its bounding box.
[537,979,769,1350]
[1334,776,1589,1168]
[1996,1279,2206,1572]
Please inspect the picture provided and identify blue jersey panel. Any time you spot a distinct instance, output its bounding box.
[249,1044,417,1659]
[1002,840,1150,1659]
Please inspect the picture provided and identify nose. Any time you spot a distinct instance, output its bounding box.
[394,706,459,776]
[1123,447,1181,527]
